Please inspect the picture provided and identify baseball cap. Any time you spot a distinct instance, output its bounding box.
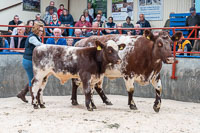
[190,7,196,13]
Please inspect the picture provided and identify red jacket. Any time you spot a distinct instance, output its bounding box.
[57,9,63,19]
[74,21,92,32]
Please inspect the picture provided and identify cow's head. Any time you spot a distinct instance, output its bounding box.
[144,30,182,64]
[95,40,125,65]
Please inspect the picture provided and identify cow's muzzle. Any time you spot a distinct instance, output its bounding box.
[166,57,175,64]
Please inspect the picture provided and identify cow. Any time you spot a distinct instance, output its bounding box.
[30,40,125,111]
[71,31,182,112]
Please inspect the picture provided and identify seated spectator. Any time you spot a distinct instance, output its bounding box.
[133,24,142,35]
[123,16,134,35]
[87,2,94,18]
[104,17,116,34]
[60,24,68,36]
[57,4,64,19]
[0,36,9,52]
[173,34,192,56]
[10,23,26,52]
[35,14,46,25]
[163,12,175,33]
[8,15,22,33]
[73,29,84,46]
[81,26,88,36]
[86,22,102,37]
[59,9,74,36]
[66,38,74,46]
[45,1,57,13]
[192,40,200,56]
[75,15,92,32]
[136,14,151,34]
[97,10,107,22]
[43,7,57,25]
[46,28,66,45]
[93,14,104,27]
[25,20,34,35]
[49,14,61,34]
[83,9,93,24]
[115,23,126,34]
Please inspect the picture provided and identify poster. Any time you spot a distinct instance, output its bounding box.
[23,0,40,12]
[138,0,163,21]
[112,0,134,21]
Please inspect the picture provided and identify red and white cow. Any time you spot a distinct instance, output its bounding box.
[71,31,182,112]
[30,40,125,111]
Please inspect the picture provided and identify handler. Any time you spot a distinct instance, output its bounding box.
[17,21,45,102]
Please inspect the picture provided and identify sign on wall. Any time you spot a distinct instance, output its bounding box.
[23,0,40,12]
[112,0,134,21]
[138,0,163,21]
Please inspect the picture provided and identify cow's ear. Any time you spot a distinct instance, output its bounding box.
[143,30,155,41]
[171,31,182,41]
[118,43,126,50]
[95,40,105,51]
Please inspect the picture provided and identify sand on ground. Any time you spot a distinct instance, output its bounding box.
[0,95,200,133]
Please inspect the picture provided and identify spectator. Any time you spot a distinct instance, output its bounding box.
[115,23,126,34]
[192,40,200,56]
[35,14,46,25]
[186,7,200,46]
[10,23,26,52]
[87,2,94,19]
[57,4,64,19]
[83,9,93,24]
[86,22,102,37]
[174,33,192,56]
[164,12,175,29]
[0,36,9,53]
[46,28,66,45]
[43,7,57,25]
[133,24,142,35]
[45,1,57,13]
[66,38,74,46]
[59,9,74,36]
[73,29,84,46]
[136,14,151,34]
[49,14,61,34]
[60,24,68,36]
[123,16,134,35]
[104,17,116,34]
[93,14,104,27]
[17,21,45,103]
[75,15,92,32]
[25,20,34,35]
[82,26,88,36]
[97,10,107,22]
[8,15,22,33]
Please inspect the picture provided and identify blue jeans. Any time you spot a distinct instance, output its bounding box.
[68,25,74,36]
[22,58,33,87]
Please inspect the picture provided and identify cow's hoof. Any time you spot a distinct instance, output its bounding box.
[104,101,113,105]
[130,104,138,110]
[87,108,93,111]
[153,105,160,113]
[71,100,79,105]
[33,104,39,109]
[17,94,28,103]
[40,104,46,108]
[92,105,97,109]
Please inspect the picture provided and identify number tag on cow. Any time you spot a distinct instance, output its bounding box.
[120,46,124,50]
[97,45,102,51]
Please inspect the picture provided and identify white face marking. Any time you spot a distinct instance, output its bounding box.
[106,40,118,51]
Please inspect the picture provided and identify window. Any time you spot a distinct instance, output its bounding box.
[88,0,107,18]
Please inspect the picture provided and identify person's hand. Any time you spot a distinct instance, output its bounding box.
[177,49,183,55]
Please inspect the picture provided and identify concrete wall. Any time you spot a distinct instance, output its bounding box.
[0,55,200,103]
[0,0,68,31]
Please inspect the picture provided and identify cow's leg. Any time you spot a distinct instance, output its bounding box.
[38,76,49,108]
[94,81,112,105]
[90,88,97,109]
[124,77,137,110]
[79,72,93,111]
[151,75,162,113]
[71,78,80,105]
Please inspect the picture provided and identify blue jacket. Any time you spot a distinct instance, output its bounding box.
[46,37,67,45]
[0,39,9,52]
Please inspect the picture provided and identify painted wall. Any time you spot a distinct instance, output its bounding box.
[70,0,192,28]
[0,0,68,31]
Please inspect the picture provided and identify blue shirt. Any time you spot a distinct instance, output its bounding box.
[46,36,67,45]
